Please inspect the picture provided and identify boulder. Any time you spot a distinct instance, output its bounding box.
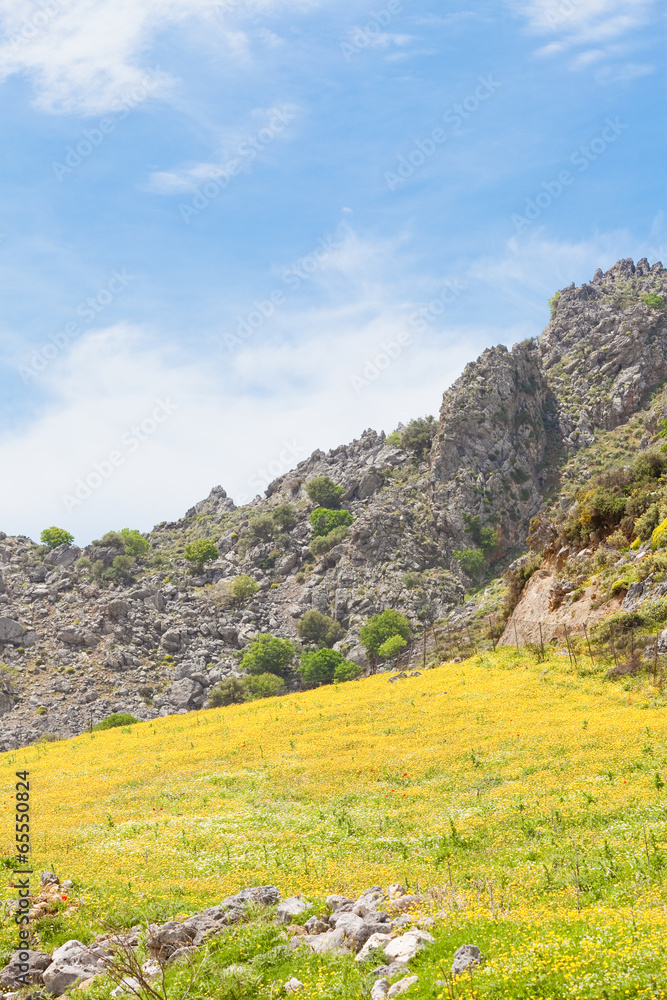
[387,976,418,997]
[57,629,86,646]
[451,944,482,977]
[355,932,393,963]
[284,979,304,994]
[164,678,204,711]
[44,545,81,568]
[383,930,434,965]
[0,950,52,989]
[42,941,107,996]
[147,922,196,962]
[277,896,307,924]
[325,894,354,910]
[384,895,422,914]
[308,928,347,954]
[371,979,390,1000]
[0,618,26,645]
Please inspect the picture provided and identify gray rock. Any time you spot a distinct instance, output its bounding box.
[44,545,81,568]
[0,950,52,989]
[0,618,26,644]
[452,944,482,977]
[277,896,307,924]
[42,941,107,996]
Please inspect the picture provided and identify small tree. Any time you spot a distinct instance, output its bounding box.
[241,634,296,679]
[309,525,350,557]
[208,678,246,707]
[360,610,412,673]
[378,634,407,660]
[230,574,259,602]
[309,508,353,537]
[453,547,486,581]
[272,504,297,532]
[118,528,150,557]
[245,672,285,700]
[40,526,74,549]
[297,610,342,648]
[299,648,343,686]
[333,660,360,683]
[184,538,219,571]
[306,476,344,509]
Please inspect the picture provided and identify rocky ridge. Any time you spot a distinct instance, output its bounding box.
[1,258,666,748]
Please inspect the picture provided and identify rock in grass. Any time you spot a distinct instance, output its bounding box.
[452,944,482,977]
[387,976,419,997]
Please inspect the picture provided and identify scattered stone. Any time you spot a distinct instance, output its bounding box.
[383,930,434,965]
[452,944,482,977]
[387,976,418,997]
[284,977,304,993]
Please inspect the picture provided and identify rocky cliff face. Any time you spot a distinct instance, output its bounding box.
[0,258,665,748]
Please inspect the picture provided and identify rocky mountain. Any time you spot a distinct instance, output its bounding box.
[1,257,665,749]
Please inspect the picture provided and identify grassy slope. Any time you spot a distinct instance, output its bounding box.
[1,650,667,999]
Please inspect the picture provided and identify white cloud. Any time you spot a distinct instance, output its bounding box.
[507,0,657,71]
[0,0,322,115]
[147,104,299,194]
[0,228,479,542]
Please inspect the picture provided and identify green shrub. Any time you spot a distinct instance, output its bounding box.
[464,514,500,550]
[230,574,259,602]
[109,554,135,581]
[360,610,411,667]
[634,503,661,541]
[389,416,436,460]
[402,572,423,589]
[309,508,353,537]
[272,504,297,532]
[296,610,342,648]
[184,538,219,570]
[641,292,665,308]
[453,547,486,580]
[651,517,667,550]
[208,678,247,707]
[241,634,296,679]
[333,660,360,683]
[40,526,74,548]
[93,713,139,731]
[548,291,560,318]
[299,648,358,686]
[306,476,343,509]
[377,634,407,659]
[248,515,276,543]
[117,529,149,557]
[244,672,285,700]
[309,526,349,557]
[299,648,345,685]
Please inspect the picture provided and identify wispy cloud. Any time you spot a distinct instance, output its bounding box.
[507,0,658,75]
[0,0,325,115]
[147,104,299,195]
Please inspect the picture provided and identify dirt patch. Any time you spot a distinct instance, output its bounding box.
[498,560,622,646]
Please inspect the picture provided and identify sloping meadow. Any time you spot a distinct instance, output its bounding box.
[1,649,667,998]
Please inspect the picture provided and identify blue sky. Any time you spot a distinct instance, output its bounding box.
[0,0,664,543]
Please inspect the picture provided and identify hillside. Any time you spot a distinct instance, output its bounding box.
[1,647,666,999]
[0,257,666,748]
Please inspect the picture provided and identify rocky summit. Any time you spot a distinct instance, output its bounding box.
[1,258,666,749]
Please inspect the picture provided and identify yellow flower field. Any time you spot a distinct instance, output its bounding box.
[1,647,666,998]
